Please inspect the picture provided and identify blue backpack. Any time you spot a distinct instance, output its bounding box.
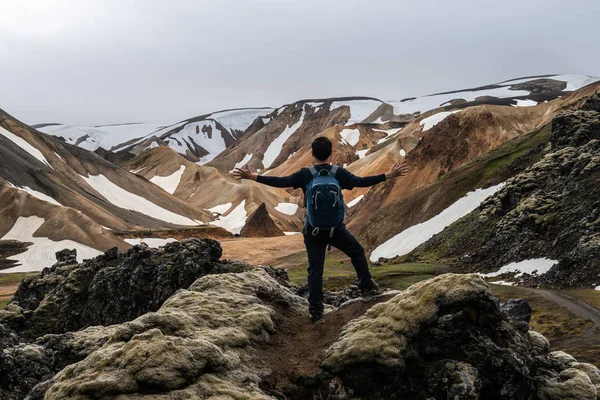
[306,165,345,235]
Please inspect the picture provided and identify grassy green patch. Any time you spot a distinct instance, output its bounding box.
[279,248,447,291]
[0,272,31,285]
[560,289,600,311]
[0,299,9,309]
[489,284,591,340]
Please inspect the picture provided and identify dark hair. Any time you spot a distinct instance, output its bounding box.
[312,137,332,161]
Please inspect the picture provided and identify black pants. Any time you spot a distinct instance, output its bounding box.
[303,226,373,315]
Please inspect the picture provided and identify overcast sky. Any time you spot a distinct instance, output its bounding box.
[1,0,599,126]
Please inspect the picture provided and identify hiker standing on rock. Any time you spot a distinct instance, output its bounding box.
[233,137,409,323]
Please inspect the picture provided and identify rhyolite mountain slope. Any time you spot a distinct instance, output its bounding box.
[39,75,598,168]
[112,107,275,163]
[123,146,303,234]
[0,109,216,273]
[396,92,600,289]
[6,74,600,271]
[348,81,600,254]
[0,239,598,399]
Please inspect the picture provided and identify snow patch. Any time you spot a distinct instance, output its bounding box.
[81,174,199,226]
[212,200,247,235]
[340,128,360,146]
[40,123,165,152]
[124,238,177,247]
[370,183,505,261]
[10,184,62,206]
[330,100,382,125]
[389,86,530,116]
[0,126,51,167]
[488,280,516,286]
[484,258,558,278]
[283,232,301,236]
[420,110,461,131]
[262,109,306,168]
[356,149,369,159]
[513,99,538,107]
[206,202,232,215]
[347,195,364,208]
[275,202,299,215]
[0,216,102,273]
[233,153,253,170]
[149,165,185,194]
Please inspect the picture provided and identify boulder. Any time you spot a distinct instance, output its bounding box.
[317,273,595,399]
[501,298,532,322]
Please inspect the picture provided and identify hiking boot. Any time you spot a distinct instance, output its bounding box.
[360,281,381,298]
[310,313,325,324]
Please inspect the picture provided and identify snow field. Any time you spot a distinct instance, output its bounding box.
[262,109,306,168]
[81,174,200,226]
[347,195,364,208]
[9,183,62,206]
[0,126,51,167]
[330,100,382,125]
[484,258,558,278]
[150,165,186,194]
[206,203,233,215]
[420,110,461,131]
[339,128,360,146]
[0,216,102,273]
[370,183,505,261]
[211,200,247,235]
[275,202,299,215]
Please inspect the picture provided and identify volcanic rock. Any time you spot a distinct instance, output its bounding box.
[1,238,251,337]
[408,98,600,288]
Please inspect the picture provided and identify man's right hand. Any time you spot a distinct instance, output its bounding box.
[385,162,409,179]
[232,165,258,181]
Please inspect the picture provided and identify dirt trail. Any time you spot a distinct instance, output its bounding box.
[260,294,395,398]
[534,289,600,348]
[220,235,303,266]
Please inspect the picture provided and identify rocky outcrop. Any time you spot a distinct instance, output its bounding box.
[1,239,251,337]
[240,202,285,237]
[3,272,594,400]
[317,274,599,399]
[407,93,600,288]
[32,269,307,400]
[2,264,598,399]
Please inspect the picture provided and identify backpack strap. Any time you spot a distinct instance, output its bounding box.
[308,166,319,178]
[330,165,339,177]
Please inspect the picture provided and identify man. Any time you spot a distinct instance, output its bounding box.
[233,136,409,323]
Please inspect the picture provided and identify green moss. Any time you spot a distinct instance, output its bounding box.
[0,299,9,309]
[440,123,551,197]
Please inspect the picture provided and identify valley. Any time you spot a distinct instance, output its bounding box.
[2,74,600,398]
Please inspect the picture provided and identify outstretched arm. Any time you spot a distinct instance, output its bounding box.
[344,162,409,188]
[232,165,302,188]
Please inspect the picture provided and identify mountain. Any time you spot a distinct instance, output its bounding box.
[122,146,303,234]
[0,110,215,272]
[348,80,600,253]
[38,75,598,168]
[113,107,275,163]
[6,74,600,273]
[34,122,166,152]
[394,91,600,289]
